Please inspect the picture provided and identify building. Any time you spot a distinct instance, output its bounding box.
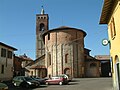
[26,48,101,78]
[19,54,33,68]
[84,49,100,77]
[13,54,33,77]
[36,8,48,58]
[95,55,111,77]
[35,7,87,78]
[31,7,102,78]
[25,55,46,78]
[99,0,120,90]
[13,55,22,77]
[43,26,86,78]
[0,42,17,81]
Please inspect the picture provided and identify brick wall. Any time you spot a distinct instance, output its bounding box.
[45,29,85,78]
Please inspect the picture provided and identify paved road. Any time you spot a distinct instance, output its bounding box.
[5,78,113,90]
[36,78,113,90]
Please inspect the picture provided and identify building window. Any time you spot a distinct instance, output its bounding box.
[1,65,4,74]
[7,50,12,59]
[110,17,116,39]
[49,54,51,66]
[40,23,45,31]
[1,48,6,57]
[44,17,46,19]
[41,17,43,19]
[48,33,50,40]
[65,54,68,63]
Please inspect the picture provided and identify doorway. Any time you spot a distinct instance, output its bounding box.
[115,55,120,90]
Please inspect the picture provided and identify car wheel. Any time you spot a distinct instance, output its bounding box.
[59,82,62,85]
[25,84,29,88]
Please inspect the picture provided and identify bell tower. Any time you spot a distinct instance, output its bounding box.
[36,7,49,58]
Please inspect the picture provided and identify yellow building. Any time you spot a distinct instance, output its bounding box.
[100,0,120,90]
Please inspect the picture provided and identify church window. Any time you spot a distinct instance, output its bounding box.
[44,17,46,19]
[40,23,45,31]
[48,33,50,40]
[49,54,51,66]
[65,54,68,63]
[41,17,43,19]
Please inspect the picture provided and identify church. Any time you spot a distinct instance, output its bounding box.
[25,8,101,78]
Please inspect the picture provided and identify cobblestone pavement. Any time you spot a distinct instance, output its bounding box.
[5,78,113,90]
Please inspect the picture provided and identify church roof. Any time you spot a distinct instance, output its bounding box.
[43,26,86,37]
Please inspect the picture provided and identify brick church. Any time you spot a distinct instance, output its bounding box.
[25,8,108,78]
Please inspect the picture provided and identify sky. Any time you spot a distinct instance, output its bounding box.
[0,0,109,60]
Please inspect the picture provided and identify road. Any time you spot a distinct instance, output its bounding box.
[6,78,113,90]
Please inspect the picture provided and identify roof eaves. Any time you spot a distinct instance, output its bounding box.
[0,42,17,51]
[43,26,87,37]
[99,0,115,24]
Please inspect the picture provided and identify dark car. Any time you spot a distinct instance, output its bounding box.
[0,82,8,90]
[46,76,68,85]
[12,76,40,88]
[31,77,46,85]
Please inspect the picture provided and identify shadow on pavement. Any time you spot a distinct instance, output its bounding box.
[68,83,79,85]
[68,79,80,85]
[2,80,48,90]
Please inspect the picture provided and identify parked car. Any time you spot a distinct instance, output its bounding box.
[0,82,8,90]
[31,77,46,85]
[12,76,40,88]
[46,76,68,85]
[44,77,49,80]
[59,74,72,81]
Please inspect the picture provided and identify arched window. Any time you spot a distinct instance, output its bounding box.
[65,54,68,63]
[49,53,51,66]
[64,68,70,75]
[40,23,45,31]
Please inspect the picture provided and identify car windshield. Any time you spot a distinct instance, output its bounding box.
[51,77,60,80]
[24,77,33,81]
[36,77,41,79]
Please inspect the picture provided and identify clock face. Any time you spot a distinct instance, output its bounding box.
[102,39,109,46]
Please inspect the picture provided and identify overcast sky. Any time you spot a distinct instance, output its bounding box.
[0,0,109,60]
